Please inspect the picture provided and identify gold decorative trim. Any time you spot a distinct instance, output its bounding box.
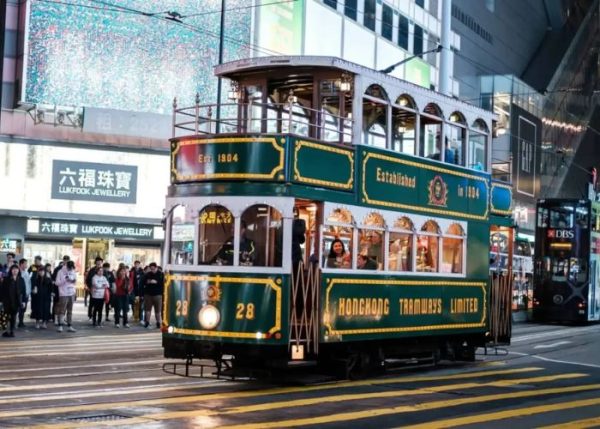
[171,137,285,182]
[293,140,354,189]
[490,182,514,216]
[361,152,490,221]
[164,273,282,339]
[324,277,487,335]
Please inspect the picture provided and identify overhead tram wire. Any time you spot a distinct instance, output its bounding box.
[180,0,298,19]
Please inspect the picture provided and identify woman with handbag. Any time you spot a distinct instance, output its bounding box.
[31,263,53,329]
[114,266,132,328]
[91,267,109,328]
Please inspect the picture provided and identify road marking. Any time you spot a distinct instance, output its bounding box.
[0,347,160,359]
[404,396,600,428]
[220,373,585,415]
[538,416,600,429]
[0,380,226,404]
[510,351,600,369]
[0,359,165,375]
[0,376,181,393]
[533,341,571,349]
[0,367,542,419]
[211,383,600,429]
[511,325,598,343]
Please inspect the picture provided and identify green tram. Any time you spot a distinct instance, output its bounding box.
[162,56,513,373]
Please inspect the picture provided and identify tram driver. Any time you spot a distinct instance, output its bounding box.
[210,221,256,266]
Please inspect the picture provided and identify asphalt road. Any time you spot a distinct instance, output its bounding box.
[0,302,598,428]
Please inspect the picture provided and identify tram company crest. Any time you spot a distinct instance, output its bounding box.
[428,175,448,207]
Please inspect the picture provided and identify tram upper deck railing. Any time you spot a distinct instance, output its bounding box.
[172,96,353,144]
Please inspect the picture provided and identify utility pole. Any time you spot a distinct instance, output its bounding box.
[439,0,452,95]
[215,0,226,133]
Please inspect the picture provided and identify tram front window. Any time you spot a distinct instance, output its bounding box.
[198,205,234,265]
[169,205,194,265]
[240,204,283,267]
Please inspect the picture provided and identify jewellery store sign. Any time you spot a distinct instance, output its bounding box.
[51,160,138,204]
[31,219,158,240]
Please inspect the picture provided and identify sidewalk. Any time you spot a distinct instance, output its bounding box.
[7,300,160,339]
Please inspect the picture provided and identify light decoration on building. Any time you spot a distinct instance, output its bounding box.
[25,0,251,114]
[542,117,585,133]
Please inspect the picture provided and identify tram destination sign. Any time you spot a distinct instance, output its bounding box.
[51,160,138,204]
[31,219,158,240]
[361,149,489,220]
[170,136,285,183]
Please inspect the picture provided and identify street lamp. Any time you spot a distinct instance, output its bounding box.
[379,45,442,74]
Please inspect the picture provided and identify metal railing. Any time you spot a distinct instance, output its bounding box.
[172,94,354,144]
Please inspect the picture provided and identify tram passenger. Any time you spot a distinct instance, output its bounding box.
[326,238,351,269]
[430,134,455,164]
[357,253,377,270]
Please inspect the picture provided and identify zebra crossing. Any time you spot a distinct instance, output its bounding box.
[0,331,598,428]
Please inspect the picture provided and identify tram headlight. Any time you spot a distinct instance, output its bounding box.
[198,305,220,330]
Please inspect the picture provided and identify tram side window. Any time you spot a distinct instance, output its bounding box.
[240,204,283,267]
[388,216,413,272]
[358,229,383,269]
[322,208,354,269]
[198,205,234,265]
[169,205,194,265]
[441,224,464,274]
[417,220,440,272]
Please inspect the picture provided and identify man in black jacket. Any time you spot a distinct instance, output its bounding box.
[141,262,164,329]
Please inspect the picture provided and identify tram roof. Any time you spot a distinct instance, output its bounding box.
[216,56,496,123]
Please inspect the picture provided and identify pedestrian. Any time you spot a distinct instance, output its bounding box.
[114,266,132,328]
[102,262,116,323]
[51,255,69,325]
[27,256,43,320]
[17,258,31,328]
[0,253,16,279]
[31,262,53,329]
[129,260,144,322]
[85,257,103,323]
[55,260,77,333]
[141,262,164,329]
[90,267,109,328]
[1,265,24,337]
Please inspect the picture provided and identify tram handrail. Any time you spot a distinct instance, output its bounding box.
[172,98,354,143]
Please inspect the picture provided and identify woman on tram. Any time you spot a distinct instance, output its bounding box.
[326,238,351,269]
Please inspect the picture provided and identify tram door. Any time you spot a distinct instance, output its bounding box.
[290,200,321,360]
[489,225,513,345]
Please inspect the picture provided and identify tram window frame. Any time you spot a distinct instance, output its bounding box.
[322,207,355,270]
[391,96,417,156]
[420,114,443,159]
[168,204,195,266]
[198,204,235,266]
[468,129,487,171]
[388,223,415,272]
[549,204,574,228]
[358,227,385,270]
[239,204,284,268]
[441,224,465,274]
[416,220,441,273]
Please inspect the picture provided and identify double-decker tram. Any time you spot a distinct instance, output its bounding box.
[161,56,514,375]
[533,198,600,322]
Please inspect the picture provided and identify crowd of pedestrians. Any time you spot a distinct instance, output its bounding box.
[0,253,165,337]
